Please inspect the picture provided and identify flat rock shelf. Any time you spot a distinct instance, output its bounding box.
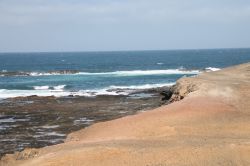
[0,89,169,157]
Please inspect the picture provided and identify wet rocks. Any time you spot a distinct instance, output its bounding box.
[0,90,163,158]
[160,88,173,101]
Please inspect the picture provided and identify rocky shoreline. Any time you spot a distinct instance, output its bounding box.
[0,87,173,158]
[1,62,250,166]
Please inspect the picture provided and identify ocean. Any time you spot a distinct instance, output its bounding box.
[1,48,250,99]
[1,48,250,156]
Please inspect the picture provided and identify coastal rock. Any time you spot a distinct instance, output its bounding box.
[0,91,163,158]
[1,149,39,165]
[160,88,173,101]
[16,148,39,160]
[170,78,199,102]
[1,62,250,166]
[0,70,80,77]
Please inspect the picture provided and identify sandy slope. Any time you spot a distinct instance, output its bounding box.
[1,63,250,166]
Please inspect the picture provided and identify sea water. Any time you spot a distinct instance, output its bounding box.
[0,48,250,98]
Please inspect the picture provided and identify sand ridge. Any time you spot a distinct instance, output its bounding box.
[1,62,250,166]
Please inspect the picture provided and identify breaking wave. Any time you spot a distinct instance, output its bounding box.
[33,86,50,90]
[33,85,66,90]
[77,69,200,76]
[0,83,174,99]
[108,83,175,90]
[205,67,221,72]
[0,69,200,77]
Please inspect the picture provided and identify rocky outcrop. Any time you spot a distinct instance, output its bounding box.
[160,79,198,102]
[1,62,250,166]
[169,77,199,102]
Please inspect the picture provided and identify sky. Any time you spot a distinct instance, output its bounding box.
[0,0,250,52]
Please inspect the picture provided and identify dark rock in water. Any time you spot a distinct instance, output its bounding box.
[0,71,30,77]
[0,70,80,77]
[160,89,173,101]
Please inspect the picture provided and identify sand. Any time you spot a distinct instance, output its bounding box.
[1,62,250,166]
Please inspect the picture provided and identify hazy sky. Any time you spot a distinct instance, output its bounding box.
[0,0,250,52]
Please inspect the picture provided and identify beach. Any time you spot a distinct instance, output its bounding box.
[1,62,250,166]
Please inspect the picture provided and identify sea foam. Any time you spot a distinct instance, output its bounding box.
[77,69,200,76]
[205,67,221,72]
[33,86,50,90]
[53,85,66,90]
[109,83,175,90]
[0,83,174,99]
[1,69,200,77]
[33,85,66,91]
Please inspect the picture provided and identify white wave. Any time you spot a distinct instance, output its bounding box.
[156,62,164,65]
[81,89,129,96]
[27,69,200,77]
[0,89,69,98]
[33,86,50,90]
[1,68,214,77]
[30,72,75,76]
[33,85,66,91]
[205,67,221,72]
[0,89,127,99]
[30,72,58,76]
[79,69,200,76]
[0,82,175,99]
[109,83,175,90]
[53,85,66,90]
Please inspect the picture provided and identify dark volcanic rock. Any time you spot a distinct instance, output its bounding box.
[0,90,165,158]
[160,90,173,101]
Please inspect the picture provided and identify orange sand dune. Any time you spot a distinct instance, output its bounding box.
[1,63,250,166]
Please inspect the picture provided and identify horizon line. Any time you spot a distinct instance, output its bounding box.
[0,47,250,54]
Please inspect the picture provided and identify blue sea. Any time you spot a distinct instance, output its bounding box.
[1,48,250,99]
